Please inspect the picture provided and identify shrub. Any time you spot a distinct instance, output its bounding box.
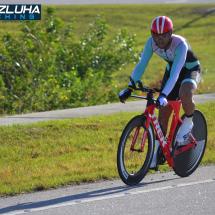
[0,7,140,115]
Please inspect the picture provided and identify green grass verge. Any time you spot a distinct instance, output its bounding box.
[0,4,215,94]
[0,101,215,197]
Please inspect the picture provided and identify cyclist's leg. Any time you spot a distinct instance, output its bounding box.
[150,64,174,169]
[158,105,173,135]
[159,62,178,134]
[179,81,196,115]
[150,105,172,169]
[177,65,202,143]
[179,66,201,115]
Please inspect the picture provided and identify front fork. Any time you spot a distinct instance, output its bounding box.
[130,115,151,152]
[130,126,140,151]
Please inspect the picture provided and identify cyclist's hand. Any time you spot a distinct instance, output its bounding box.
[119,87,134,103]
[156,94,168,107]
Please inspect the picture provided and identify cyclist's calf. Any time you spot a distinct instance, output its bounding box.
[158,105,173,135]
[179,82,196,115]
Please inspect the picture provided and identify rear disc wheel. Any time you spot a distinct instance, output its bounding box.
[173,110,207,177]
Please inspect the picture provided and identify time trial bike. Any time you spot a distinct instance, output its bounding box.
[117,79,207,186]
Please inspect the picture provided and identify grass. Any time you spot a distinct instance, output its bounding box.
[0,101,215,197]
[0,4,215,93]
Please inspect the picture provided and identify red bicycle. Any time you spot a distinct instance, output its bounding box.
[117,80,207,186]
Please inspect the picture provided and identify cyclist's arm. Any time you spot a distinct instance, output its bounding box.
[129,38,153,85]
[162,42,188,96]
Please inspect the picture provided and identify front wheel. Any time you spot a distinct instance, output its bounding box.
[117,115,154,186]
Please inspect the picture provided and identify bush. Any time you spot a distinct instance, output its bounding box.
[0,7,140,115]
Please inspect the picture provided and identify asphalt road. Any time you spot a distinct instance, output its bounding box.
[5,0,215,4]
[0,165,215,215]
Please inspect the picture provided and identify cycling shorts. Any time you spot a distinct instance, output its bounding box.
[160,64,202,101]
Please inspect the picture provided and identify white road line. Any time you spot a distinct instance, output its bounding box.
[5,179,215,215]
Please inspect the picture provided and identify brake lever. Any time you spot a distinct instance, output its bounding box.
[129,76,136,90]
[154,88,161,92]
[155,99,160,109]
[137,80,144,90]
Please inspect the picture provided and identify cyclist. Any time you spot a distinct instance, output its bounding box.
[119,16,202,168]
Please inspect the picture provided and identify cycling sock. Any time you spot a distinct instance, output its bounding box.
[184,115,193,124]
[176,115,194,143]
[150,140,160,168]
[154,139,160,151]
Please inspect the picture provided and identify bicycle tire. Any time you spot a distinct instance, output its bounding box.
[117,115,155,186]
[172,109,207,177]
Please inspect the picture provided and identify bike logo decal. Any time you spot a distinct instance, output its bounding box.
[151,112,167,148]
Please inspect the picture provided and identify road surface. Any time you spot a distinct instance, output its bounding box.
[0,165,215,214]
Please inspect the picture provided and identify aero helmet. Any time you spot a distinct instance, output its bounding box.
[151,16,173,34]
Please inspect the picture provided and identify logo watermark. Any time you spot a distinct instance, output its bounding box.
[0,4,41,21]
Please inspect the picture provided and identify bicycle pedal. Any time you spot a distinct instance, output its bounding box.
[157,146,166,165]
[177,137,192,147]
[171,142,179,158]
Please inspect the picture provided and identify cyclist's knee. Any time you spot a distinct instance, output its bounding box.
[179,82,196,101]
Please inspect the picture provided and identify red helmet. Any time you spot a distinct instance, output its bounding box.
[151,16,173,34]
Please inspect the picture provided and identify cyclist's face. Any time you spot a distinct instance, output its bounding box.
[152,31,172,49]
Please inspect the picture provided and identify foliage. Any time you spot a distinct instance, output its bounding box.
[0,7,140,115]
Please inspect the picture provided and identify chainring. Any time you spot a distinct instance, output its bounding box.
[157,146,166,165]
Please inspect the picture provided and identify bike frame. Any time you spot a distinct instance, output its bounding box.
[130,100,197,167]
